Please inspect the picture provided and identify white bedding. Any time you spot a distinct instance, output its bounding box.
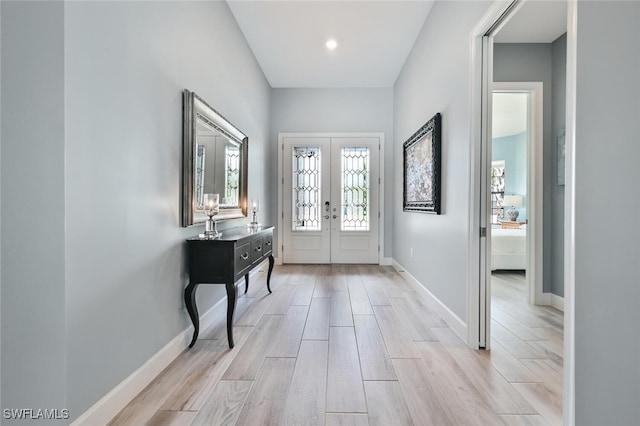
[491,228,526,270]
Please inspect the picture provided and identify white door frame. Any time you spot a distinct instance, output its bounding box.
[563,2,577,423]
[277,132,385,265]
[468,0,577,424]
[493,82,544,309]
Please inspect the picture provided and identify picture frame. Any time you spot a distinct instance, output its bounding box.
[403,112,442,214]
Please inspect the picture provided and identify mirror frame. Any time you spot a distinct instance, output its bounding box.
[181,89,248,227]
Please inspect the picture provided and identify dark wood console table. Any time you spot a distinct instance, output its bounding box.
[185,225,275,348]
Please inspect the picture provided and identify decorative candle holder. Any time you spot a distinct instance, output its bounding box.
[202,193,220,238]
[249,198,260,228]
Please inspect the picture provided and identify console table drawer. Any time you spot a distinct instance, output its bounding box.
[251,236,264,263]
[235,242,252,274]
[263,233,273,255]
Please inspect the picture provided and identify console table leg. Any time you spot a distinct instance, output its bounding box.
[225,281,237,348]
[244,274,249,294]
[266,255,274,294]
[184,282,200,348]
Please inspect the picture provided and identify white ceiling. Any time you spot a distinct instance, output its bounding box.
[227,0,568,89]
[492,92,528,139]
[494,0,567,43]
[227,0,434,88]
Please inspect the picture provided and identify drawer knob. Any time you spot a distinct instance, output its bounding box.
[255,245,262,252]
[265,240,272,246]
[240,252,249,260]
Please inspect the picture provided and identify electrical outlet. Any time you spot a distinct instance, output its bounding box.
[410,248,414,258]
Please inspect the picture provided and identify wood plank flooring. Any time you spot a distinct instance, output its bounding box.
[110,266,562,426]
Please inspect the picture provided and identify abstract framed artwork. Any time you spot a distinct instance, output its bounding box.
[403,112,442,214]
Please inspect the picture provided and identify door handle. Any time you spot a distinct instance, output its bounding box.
[324,201,330,212]
[324,215,330,219]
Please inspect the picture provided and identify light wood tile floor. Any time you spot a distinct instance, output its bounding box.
[110,266,563,426]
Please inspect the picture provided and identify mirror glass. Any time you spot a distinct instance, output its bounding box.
[182,90,247,227]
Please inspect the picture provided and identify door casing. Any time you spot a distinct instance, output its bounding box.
[468,0,577,424]
[277,132,385,265]
[490,82,544,308]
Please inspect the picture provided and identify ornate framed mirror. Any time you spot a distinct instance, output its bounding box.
[181,89,248,227]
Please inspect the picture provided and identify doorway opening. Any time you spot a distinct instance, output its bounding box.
[469,0,572,423]
[277,133,383,265]
[490,84,543,309]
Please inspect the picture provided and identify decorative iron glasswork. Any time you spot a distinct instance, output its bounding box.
[341,147,370,231]
[224,145,240,206]
[195,145,205,210]
[292,147,321,231]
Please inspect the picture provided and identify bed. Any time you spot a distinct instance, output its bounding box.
[491,227,526,271]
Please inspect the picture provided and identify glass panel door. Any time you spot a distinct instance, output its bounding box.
[283,136,379,264]
[331,138,379,264]
[282,138,331,264]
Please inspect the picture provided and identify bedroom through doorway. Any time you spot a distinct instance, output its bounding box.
[490,85,542,307]
[490,90,529,295]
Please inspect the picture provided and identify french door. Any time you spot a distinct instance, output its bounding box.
[282,136,379,264]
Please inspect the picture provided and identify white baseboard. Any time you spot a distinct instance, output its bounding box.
[71,295,226,426]
[379,257,393,266]
[536,292,564,312]
[69,258,270,426]
[536,292,551,306]
[392,259,467,343]
[551,293,565,312]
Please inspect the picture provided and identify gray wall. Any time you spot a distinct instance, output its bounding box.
[393,1,491,321]
[64,1,271,419]
[1,0,270,422]
[1,1,67,424]
[574,2,640,423]
[492,131,528,221]
[270,88,394,258]
[493,41,565,296]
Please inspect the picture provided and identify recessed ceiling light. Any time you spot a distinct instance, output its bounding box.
[326,39,338,50]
